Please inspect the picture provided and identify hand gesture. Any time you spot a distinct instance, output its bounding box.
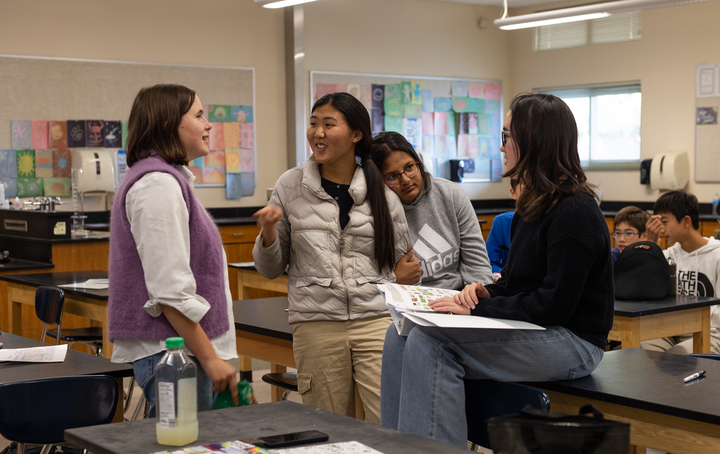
[645,214,663,244]
[428,296,470,315]
[253,205,282,247]
[453,282,490,310]
[204,358,240,406]
[395,249,421,284]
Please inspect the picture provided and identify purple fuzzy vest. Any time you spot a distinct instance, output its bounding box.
[108,153,228,342]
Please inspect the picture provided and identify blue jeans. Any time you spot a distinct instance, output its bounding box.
[133,351,215,418]
[380,324,604,448]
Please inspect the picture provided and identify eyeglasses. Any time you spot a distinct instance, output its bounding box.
[613,231,640,240]
[385,162,420,187]
[501,130,511,146]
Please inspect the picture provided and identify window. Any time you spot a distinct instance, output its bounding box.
[536,11,642,51]
[538,84,642,170]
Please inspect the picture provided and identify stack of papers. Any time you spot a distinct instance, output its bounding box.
[58,278,108,290]
[0,344,68,362]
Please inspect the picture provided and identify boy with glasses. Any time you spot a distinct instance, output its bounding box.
[611,206,650,262]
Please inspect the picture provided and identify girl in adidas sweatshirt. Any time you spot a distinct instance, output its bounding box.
[371,132,493,290]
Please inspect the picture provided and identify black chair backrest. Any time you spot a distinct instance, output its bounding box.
[465,379,550,449]
[35,286,65,326]
[0,375,118,444]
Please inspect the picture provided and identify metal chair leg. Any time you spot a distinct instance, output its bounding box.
[131,392,148,420]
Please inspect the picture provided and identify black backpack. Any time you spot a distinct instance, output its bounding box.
[614,241,670,300]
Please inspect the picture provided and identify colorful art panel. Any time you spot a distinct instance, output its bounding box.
[122,122,129,149]
[452,98,483,113]
[446,112,457,136]
[457,134,469,158]
[468,82,485,99]
[240,172,255,196]
[335,84,348,94]
[403,118,422,150]
[16,149,35,178]
[191,157,204,167]
[202,166,226,184]
[86,120,105,147]
[316,84,336,101]
[225,149,242,174]
[31,121,48,149]
[478,136,492,160]
[209,105,232,122]
[434,135,448,160]
[104,121,122,148]
[0,178,17,198]
[0,150,17,179]
[16,177,43,198]
[469,113,479,135]
[48,121,68,149]
[240,148,255,172]
[35,149,54,178]
[226,173,243,199]
[385,83,401,102]
[384,116,403,134]
[421,89,434,112]
[484,99,501,115]
[205,150,226,167]
[67,120,87,148]
[434,112,447,136]
[458,113,470,135]
[452,81,469,98]
[371,84,384,109]
[492,159,503,181]
[434,97,452,112]
[477,114,491,136]
[410,81,423,105]
[188,166,203,183]
[209,124,225,149]
[474,159,492,181]
[422,135,434,155]
[223,122,241,148]
[372,109,384,133]
[403,104,422,118]
[43,177,71,197]
[422,112,434,135]
[11,120,31,150]
[384,99,402,117]
[347,84,361,100]
[400,81,412,104]
[485,83,502,99]
[240,123,254,149]
[446,135,458,158]
[468,135,480,158]
[231,106,253,123]
[360,85,373,108]
[53,149,71,177]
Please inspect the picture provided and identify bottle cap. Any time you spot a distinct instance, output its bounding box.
[165,337,184,349]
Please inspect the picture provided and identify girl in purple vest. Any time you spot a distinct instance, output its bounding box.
[253,92,416,423]
[109,84,238,416]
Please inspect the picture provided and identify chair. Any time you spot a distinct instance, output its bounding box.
[35,286,104,356]
[262,372,298,401]
[464,379,550,451]
[0,375,118,454]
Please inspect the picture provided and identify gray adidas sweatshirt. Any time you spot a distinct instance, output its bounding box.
[402,176,494,290]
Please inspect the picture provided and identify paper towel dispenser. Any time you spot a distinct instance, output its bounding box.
[650,151,688,191]
[71,149,116,193]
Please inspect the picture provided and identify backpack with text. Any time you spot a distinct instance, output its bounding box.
[614,241,670,300]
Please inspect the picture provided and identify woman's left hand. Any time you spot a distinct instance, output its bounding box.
[428,296,471,315]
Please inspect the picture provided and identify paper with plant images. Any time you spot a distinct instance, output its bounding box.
[382,283,459,312]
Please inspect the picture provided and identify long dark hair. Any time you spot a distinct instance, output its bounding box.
[311,92,396,273]
[505,93,596,220]
[370,131,432,198]
[126,84,196,167]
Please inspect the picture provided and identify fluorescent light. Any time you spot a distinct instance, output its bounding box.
[498,12,610,29]
[494,0,716,30]
[255,0,317,8]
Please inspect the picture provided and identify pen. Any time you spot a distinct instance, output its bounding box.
[683,370,706,383]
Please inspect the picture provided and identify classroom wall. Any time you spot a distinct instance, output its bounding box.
[509,0,720,204]
[302,0,514,200]
[0,0,285,208]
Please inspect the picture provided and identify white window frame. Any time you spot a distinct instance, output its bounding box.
[537,83,642,171]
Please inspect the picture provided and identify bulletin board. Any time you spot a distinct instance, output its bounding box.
[310,71,504,183]
[0,55,256,197]
[695,63,720,183]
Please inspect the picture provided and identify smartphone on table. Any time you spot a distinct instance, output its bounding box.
[256,430,329,448]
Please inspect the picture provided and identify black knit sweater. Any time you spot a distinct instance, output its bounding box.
[471,191,614,349]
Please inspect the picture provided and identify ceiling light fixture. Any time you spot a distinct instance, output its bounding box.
[255,0,317,8]
[494,0,715,30]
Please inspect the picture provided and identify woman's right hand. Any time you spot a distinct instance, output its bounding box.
[454,281,490,310]
[395,249,421,284]
[253,205,282,247]
[203,357,240,406]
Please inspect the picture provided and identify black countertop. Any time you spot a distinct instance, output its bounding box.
[0,257,54,272]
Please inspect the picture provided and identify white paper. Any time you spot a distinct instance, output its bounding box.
[229,261,255,267]
[406,312,545,330]
[697,64,719,98]
[0,344,68,362]
[278,441,384,454]
[383,283,458,311]
[58,278,108,290]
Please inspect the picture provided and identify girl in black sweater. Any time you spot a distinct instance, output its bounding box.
[380,93,614,448]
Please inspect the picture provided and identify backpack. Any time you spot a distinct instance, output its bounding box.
[614,241,670,300]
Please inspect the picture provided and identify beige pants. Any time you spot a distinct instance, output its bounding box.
[291,315,392,424]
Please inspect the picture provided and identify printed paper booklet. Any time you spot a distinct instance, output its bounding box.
[381,283,545,336]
